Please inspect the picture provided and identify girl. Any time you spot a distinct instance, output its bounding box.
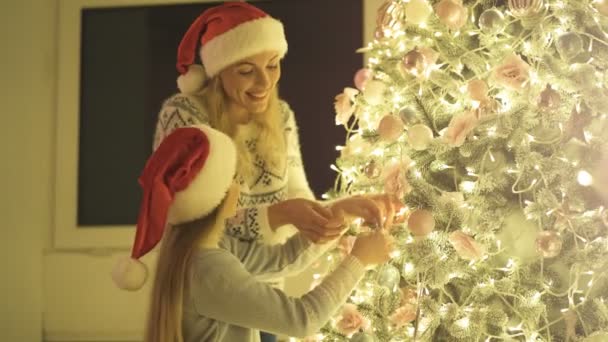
[112,125,394,342]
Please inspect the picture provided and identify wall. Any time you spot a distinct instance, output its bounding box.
[0,0,54,341]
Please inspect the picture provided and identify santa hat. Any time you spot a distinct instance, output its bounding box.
[111,125,237,291]
[176,1,288,94]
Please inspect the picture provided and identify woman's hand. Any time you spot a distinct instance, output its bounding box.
[365,193,405,230]
[328,195,385,229]
[268,198,345,243]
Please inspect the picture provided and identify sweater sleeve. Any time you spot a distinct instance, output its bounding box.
[281,101,316,201]
[153,94,270,242]
[221,227,340,281]
[191,250,366,338]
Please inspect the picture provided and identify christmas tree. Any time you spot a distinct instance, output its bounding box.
[314,0,608,341]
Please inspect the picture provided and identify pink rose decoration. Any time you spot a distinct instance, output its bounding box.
[336,303,370,336]
[383,161,412,198]
[400,287,418,305]
[337,235,357,257]
[444,111,479,147]
[334,87,360,126]
[493,54,531,91]
[448,231,485,260]
[389,304,417,328]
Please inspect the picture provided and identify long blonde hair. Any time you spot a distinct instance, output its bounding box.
[198,77,286,183]
[143,207,220,342]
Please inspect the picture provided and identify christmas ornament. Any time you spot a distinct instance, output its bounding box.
[399,107,419,125]
[334,87,359,126]
[476,98,499,117]
[493,54,531,92]
[467,79,489,101]
[384,161,412,197]
[354,68,372,91]
[407,209,435,236]
[376,0,405,35]
[405,0,433,25]
[508,0,544,18]
[401,48,425,75]
[350,332,377,342]
[337,304,371,336]
[530,124,562,143]
[478,8,505,34]
[364,159,381,179]
[535,231,563,258]
[444,111,479,147]
[378,115,404,142]
[556,32,583,61]
[449,231,485,260]
[363,80,386,105]
[594,0,608,16]
[388,304,417,328]
[538,84,561,110]
[435,0,468,30]
[407,124,434,150]
[376,264,401,291]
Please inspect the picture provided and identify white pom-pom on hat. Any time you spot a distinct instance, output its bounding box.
[111,256,148,291]
[177,64,207,95]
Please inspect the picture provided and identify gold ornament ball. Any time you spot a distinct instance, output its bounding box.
[478,8,505,34]
[535,231,563,258]
[594,0,608,16]
[407,124,434,151]
[407,209,435,237]
[467,79,489,101]
[508,0,544,17]
[378,115,404,142]
[435,0,468,30]
[399,107,419,125]
[556,32,583,61]
[405,0,433,25]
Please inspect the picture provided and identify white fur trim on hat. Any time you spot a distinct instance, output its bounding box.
[201,16,288,77]
[111,257,148,291]
[167,125,237,224]
[177,64,207,94]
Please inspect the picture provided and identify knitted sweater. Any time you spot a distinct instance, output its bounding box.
[154,94,316,245]
[182,231,366,342]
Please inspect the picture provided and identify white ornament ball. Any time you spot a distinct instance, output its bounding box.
[377,264,401,291]
[556,32,584,61]
[407,124,434,150]
[435,0,468,30]
[363,80,386,106]
[405,0,433,25]
[407,209,435,237]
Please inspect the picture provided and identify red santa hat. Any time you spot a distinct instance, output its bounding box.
[176,1,288,94]
[111,125,237,291]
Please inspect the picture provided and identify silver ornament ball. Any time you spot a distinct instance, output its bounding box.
[479,9,505,34]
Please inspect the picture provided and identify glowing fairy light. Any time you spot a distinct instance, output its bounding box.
[403,263,415,274]
[456,317,470,329]
[335,145,343,151]
[461,181,476,193]
[577,170,593,186]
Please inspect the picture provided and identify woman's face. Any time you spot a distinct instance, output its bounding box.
[219,51,281,116]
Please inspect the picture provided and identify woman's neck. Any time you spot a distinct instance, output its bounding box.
[226,104,253,125]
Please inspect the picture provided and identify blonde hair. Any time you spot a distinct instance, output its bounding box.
[143,207,220,342]
[198,77,286,183]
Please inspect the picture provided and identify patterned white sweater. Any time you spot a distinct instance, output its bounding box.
[154,93,316,244]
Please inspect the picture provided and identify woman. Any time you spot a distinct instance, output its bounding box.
[152,3,398,341]
[112,125,394,342]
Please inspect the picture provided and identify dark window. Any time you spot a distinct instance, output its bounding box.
[78,0,363,226]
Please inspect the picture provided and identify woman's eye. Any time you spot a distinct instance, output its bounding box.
[238,69,253,75]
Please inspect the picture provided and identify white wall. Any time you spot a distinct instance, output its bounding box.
[0,0,383,341]
[0,0,54,341]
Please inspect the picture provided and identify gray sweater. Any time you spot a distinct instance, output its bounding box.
[182,232,366,341]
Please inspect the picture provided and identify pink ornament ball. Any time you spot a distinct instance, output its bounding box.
[378,115,404,142]
[407,209,435,236]
[354,68,372,91]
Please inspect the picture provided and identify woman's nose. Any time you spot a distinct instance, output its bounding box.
[255,69,271,89]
